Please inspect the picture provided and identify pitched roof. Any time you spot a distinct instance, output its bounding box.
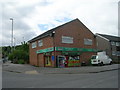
[97,33,120,42]
[28,18,94,43]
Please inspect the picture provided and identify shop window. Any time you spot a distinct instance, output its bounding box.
[84,38,92,45]
[32,42,36,48]
[111,41,115,46]
[38,40,43,47]
[62,36,73,44]
[68,56,80,67]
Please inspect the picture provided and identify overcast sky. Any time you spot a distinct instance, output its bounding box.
[1,0,119,46]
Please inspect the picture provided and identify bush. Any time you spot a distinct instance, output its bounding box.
[8,50,29,64]
[8,53,14,61]
[17,59,25,64]
[8,42,29,64]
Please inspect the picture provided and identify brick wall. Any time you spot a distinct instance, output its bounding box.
[29,36,54,66]
[54,19,96,49]
[29,19,96,67]
[80,52,96,64]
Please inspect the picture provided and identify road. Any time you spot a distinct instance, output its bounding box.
[2,69,119,88]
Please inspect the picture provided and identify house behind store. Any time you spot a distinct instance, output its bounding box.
[96,33,120,63]
[28,19,97,67]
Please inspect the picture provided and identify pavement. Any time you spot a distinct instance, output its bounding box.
[2,62,120,74]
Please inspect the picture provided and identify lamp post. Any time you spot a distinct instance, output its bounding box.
[23,37,24,43]
[14,37,15,50]
[10,18,13,52]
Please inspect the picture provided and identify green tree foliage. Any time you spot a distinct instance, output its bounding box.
[2,46,11,58]
[8,41,29,64]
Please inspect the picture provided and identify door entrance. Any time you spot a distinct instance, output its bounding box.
[57,55,66,68]
[44,56,51,67]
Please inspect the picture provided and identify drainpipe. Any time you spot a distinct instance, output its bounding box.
[51,31,55,67]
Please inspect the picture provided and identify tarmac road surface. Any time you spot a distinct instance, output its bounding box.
[2,69,119,88]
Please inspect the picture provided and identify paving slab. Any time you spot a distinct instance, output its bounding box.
[2,63,120,74]
[25,70,39,74]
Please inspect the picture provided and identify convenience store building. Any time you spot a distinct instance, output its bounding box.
[28,19,97,67]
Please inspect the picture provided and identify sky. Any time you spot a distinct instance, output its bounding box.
[1,0,119,46]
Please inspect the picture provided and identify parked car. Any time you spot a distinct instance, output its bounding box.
[91,55,112,66]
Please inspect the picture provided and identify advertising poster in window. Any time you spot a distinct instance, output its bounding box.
[68,56,80,67]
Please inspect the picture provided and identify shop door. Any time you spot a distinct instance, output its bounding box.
[45,56,51,67]
[57,56,66,68]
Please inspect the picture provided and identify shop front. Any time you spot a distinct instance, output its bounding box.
[36,47,97,67]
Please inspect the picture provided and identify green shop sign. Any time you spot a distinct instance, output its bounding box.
[36,47,54,54]
[55,47,80,51]
[55,47,97,52]
[79,48,97,52]
[36,47,97,54]
[62,52,81,55]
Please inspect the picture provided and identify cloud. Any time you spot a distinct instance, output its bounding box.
[1,1,38,46]
[1,0,119,46]
[23,0,119,36]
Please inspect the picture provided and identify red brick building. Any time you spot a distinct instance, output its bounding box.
[28,19,97,67]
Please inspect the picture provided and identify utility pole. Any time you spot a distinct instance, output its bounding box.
[14,37,15,50]
[23,37,24,43]
[10,18,13,53]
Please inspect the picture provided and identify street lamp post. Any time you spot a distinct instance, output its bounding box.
[14,37,15,50]
[10,18,13,52]
[23,37,24,43]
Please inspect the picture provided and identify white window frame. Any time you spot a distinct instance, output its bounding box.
[32,42,37,48]
[62,36,73,44]
[84,38,93,45]
[116,42,120,46]
[38,40,43,47]
[111,41,115,45]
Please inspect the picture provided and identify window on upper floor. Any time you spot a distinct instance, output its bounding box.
[116,42,120,46]
[111,41,115,45]
[32,42,36,48]
[62,36,73,44]
[112,51,116,56]
[84,38,92,45]
[38,40,43,47]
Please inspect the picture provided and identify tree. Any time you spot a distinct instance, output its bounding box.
[8,41,29,64]
[2,46,11,58]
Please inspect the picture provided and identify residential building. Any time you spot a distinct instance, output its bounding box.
[28,19,97,67]
[96,33,120,62]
